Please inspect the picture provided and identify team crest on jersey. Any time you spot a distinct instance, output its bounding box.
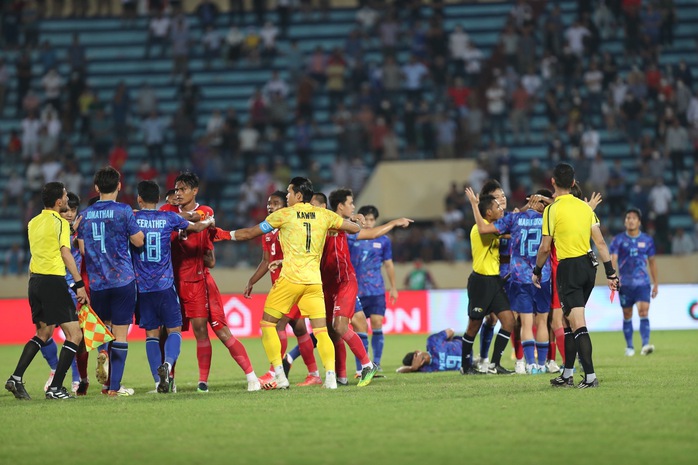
[638,242,646,247]
[372,243,382,249]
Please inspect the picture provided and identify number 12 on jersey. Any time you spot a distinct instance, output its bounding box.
[520,228,541,257]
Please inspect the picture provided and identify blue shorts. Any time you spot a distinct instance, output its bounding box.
[619,284,651,309]
[137,287,183,331]
[90,281,137,326]
[359,294,386,318]
[508,281,551,314]
[354,296,364,314]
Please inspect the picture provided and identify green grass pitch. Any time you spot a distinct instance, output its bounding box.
[1,330,696,465]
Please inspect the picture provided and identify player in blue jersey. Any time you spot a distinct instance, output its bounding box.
[610,208,658,356]
[397,329,462,373]
[41,192,83,394]
[77,167,144,397]
[133,181,215,393]
[349,205,397,371]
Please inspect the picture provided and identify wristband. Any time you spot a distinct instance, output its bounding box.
[532,265,542,277]
[603,260,615,277]
[230,230,237,241]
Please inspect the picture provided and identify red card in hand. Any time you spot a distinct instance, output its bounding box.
[610,290,615,303]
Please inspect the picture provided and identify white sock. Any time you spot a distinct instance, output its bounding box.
[309,371,319,377]
[563,368,574,378]
[361,362,372,369]
[585,373,597,383]
[274,365,286,378]
[245,372,257,382]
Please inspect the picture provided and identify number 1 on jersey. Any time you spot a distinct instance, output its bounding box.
[303,222,311,253]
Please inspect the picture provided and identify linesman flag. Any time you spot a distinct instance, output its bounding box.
[78,305,114,351]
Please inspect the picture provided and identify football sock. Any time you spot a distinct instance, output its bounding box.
[355,331,369,372]
[461,334,475,369]
[40,338,59,370]
[313,326,335,373]
[12,336,43,379]
[196,338,213,383]
[278,329,288,356]
[108,341,128,391]
[50,341,78,389]
[522,339,535,365]
[554,327,566,364]
[491,329,511,366]
[639,317,650,346]
[224,336,253,375]
[623,318,634,348]
[343,329,370,365]
[479,322,495,359]
[261,321,282,367]
[145,337,161,382]
[573,326,595,381]
[164,332,182,368]
[511,331,523,360]
[548,336,557,361]
[76,350,89,379]
[287,345,301,362]
[563,327,576,371]
[371,329,384,366]
[536,342,549,366]
[297,333,318,373]
[71,357,80,383]
[334,339,347,379]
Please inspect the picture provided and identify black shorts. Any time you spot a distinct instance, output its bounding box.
[28,274,79,326]
[556,256,596,316]
[467,272,510,320]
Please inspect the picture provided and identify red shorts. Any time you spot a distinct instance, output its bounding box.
[177,274,227,330]
[551,262,561,309]
[323,279,358,321]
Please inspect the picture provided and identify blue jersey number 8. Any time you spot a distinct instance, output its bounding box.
[520,228,541,257]
[141,232,161,262]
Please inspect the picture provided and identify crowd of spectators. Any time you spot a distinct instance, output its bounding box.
[1,0,697,272]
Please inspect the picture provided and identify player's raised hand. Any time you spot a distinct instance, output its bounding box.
[393,218,414,228]
[464,187,478,204]
[72,215,83,231]
[585,192,603,211]
[268,259,283,273]
[351,213,366,227]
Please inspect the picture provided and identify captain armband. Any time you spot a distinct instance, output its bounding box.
[259,221,273,234]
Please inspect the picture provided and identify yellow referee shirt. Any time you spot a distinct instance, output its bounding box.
[470,220,500,276]
[28,209,71,276]
[542,194,599,260]
[266,202,345,285]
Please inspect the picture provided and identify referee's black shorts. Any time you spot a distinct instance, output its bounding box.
[28,274,79,326]
[467,272,510,320]
[556,256,596,316]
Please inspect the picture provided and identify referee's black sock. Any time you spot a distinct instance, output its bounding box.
[490,329,511,367]
[461,334,475,369]
[12,336,44,379]
[574,327,595,382]
[49,341,79,389]
[563,327,577,374]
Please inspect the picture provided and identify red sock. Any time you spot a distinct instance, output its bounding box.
[334,339,347,379]
[342,329,370,365]
[297,333,318,373]
[548,336,557,361]
[76,351,89,379]
[278,329,288,357]
[224,336,253,375]
[512,331,524,360]
[196,339,212,382]
[554,327,566,364]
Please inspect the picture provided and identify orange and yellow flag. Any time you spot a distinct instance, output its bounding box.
[78,305,114,351]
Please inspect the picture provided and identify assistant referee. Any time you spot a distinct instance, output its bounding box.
[531,163,619,389]
[5,182,89,400]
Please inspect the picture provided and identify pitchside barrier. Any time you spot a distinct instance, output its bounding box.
[0,285,696,344]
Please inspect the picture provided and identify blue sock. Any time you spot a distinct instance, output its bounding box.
[355,332,369,372]
[371,329,384,366]
[145,337,161,382]
[164,332,182,368]
[287,344,301,362]
[40,338,59,370]
[71,357,80,383]
[623,318,634,348]
[109,341,128,391]
[536,342,549,366]
[479,323,495,359]
[522,339,536,365]
[639,318,650,346]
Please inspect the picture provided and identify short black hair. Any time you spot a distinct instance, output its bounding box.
[88,196,99,206]
[553,163,575,189]
[329,188,353,211]
[480,179,502,196]
[138,180,160,204]
[175,171,199,189]
[570,183,583,199]
[289,176,314,202]
[93,166,120,194]
[535,188,553,198]
[402,352,416,366]
[270,190,288,207]
[66,192,80,210]
[165,188,175,199]
[625,207,642,220]
[478,194,498,218]
[312,192,328,207]
[358,205,379,218]
[41,182,65,208]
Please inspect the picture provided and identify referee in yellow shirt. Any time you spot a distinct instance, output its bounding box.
[5,182,89,400]
[532,163,619,389]
[460,190,516,375]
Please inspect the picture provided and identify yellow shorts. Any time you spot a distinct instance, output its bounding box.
[264,277,325,320]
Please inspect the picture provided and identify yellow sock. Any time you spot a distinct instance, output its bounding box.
[261,321,282,368]
[313,326,335,373]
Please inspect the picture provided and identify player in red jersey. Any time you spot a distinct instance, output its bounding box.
[161,172,260,392]
[243,191,320,386]
[312,189,413,386]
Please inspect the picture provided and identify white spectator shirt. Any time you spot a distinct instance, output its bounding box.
[584,69,603,93]
[449,30,469,59]
[463,47,483,74]
[239,127,260,151]
[21,118,42,144]
[260,25,278,47]
[565,26,589,55]
[581,130,600,158]
[150,17,171,37]
[521,73,542,97]
[402,62,428,90]
[648,185,672,215]
[486,86,505,114]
